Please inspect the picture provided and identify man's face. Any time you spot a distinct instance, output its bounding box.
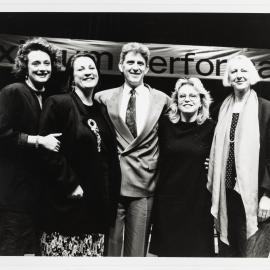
[119,51,149,88]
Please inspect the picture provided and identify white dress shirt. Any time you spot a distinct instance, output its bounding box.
[119,83,150,136]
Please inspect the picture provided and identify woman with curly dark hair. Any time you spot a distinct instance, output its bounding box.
[38,52,121,256]
[0,37,62,255]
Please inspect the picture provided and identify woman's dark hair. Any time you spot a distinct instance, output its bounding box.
[64,52,100,92]
[13,37,61,80]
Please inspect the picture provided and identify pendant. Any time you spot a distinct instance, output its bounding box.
[87,119,101,152]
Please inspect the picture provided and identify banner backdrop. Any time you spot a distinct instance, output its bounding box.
[1,33,270,81]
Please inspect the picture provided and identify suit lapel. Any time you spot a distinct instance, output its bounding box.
[123,85,164,153]
[107,86,134,145]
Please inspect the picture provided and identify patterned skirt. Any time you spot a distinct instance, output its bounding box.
[40,231,104,256]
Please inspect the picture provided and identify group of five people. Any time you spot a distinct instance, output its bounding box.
[0,37,269,257]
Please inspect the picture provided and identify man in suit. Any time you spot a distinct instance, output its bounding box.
[95,42,171,256]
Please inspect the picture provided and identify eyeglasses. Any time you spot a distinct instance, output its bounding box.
[178,94,199,101]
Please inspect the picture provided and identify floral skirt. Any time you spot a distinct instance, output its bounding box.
[40,231,104,256]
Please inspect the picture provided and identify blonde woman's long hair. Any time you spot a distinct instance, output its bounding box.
[168,77,213,125]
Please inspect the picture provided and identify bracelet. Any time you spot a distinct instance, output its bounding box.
[35,135,40,149]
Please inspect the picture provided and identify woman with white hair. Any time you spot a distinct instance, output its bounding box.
[150,77,215,256]
[207,55,270,257]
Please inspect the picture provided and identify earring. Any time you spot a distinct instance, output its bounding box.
[71,81,75,92]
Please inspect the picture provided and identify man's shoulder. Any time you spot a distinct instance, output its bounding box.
[150,87,171,105]
[96,87,119,95]
[150,86,169,97]
[94,87,120,103]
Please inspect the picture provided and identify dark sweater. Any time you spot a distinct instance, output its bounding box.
[150,116,216,256]
[0,82,42,213]
[38,92,121,235]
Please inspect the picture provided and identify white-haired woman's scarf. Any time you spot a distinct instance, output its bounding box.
[207,89,259,245]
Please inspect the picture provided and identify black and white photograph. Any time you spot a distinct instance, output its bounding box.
[1,1,270,269]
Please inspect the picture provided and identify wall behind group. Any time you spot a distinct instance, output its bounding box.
[0,12,269,113]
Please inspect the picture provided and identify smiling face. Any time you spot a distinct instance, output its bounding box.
[119,51,149,88]
[177,84,201,120]
[228,59,251,94]
[27,50,52,87]
[73,56,99,91]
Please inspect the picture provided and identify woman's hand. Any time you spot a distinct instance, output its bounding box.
[68,185,84,199]
[258,195,270,222]
[39,133,62,152]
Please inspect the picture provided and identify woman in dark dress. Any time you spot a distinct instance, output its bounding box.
[0,38,61,255]
[38,52,121,256]
[150,77,215,257]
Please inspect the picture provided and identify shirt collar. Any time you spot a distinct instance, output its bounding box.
[123,83,149,95]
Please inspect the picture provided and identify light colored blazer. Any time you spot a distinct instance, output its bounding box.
[95,84,171,197]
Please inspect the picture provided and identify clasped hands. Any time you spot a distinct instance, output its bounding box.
[39,133,62,152]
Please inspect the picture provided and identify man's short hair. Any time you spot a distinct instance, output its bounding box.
[119,42,150,66]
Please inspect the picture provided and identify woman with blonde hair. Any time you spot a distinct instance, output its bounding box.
[150,77,215,256]
[207,55,270,257]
